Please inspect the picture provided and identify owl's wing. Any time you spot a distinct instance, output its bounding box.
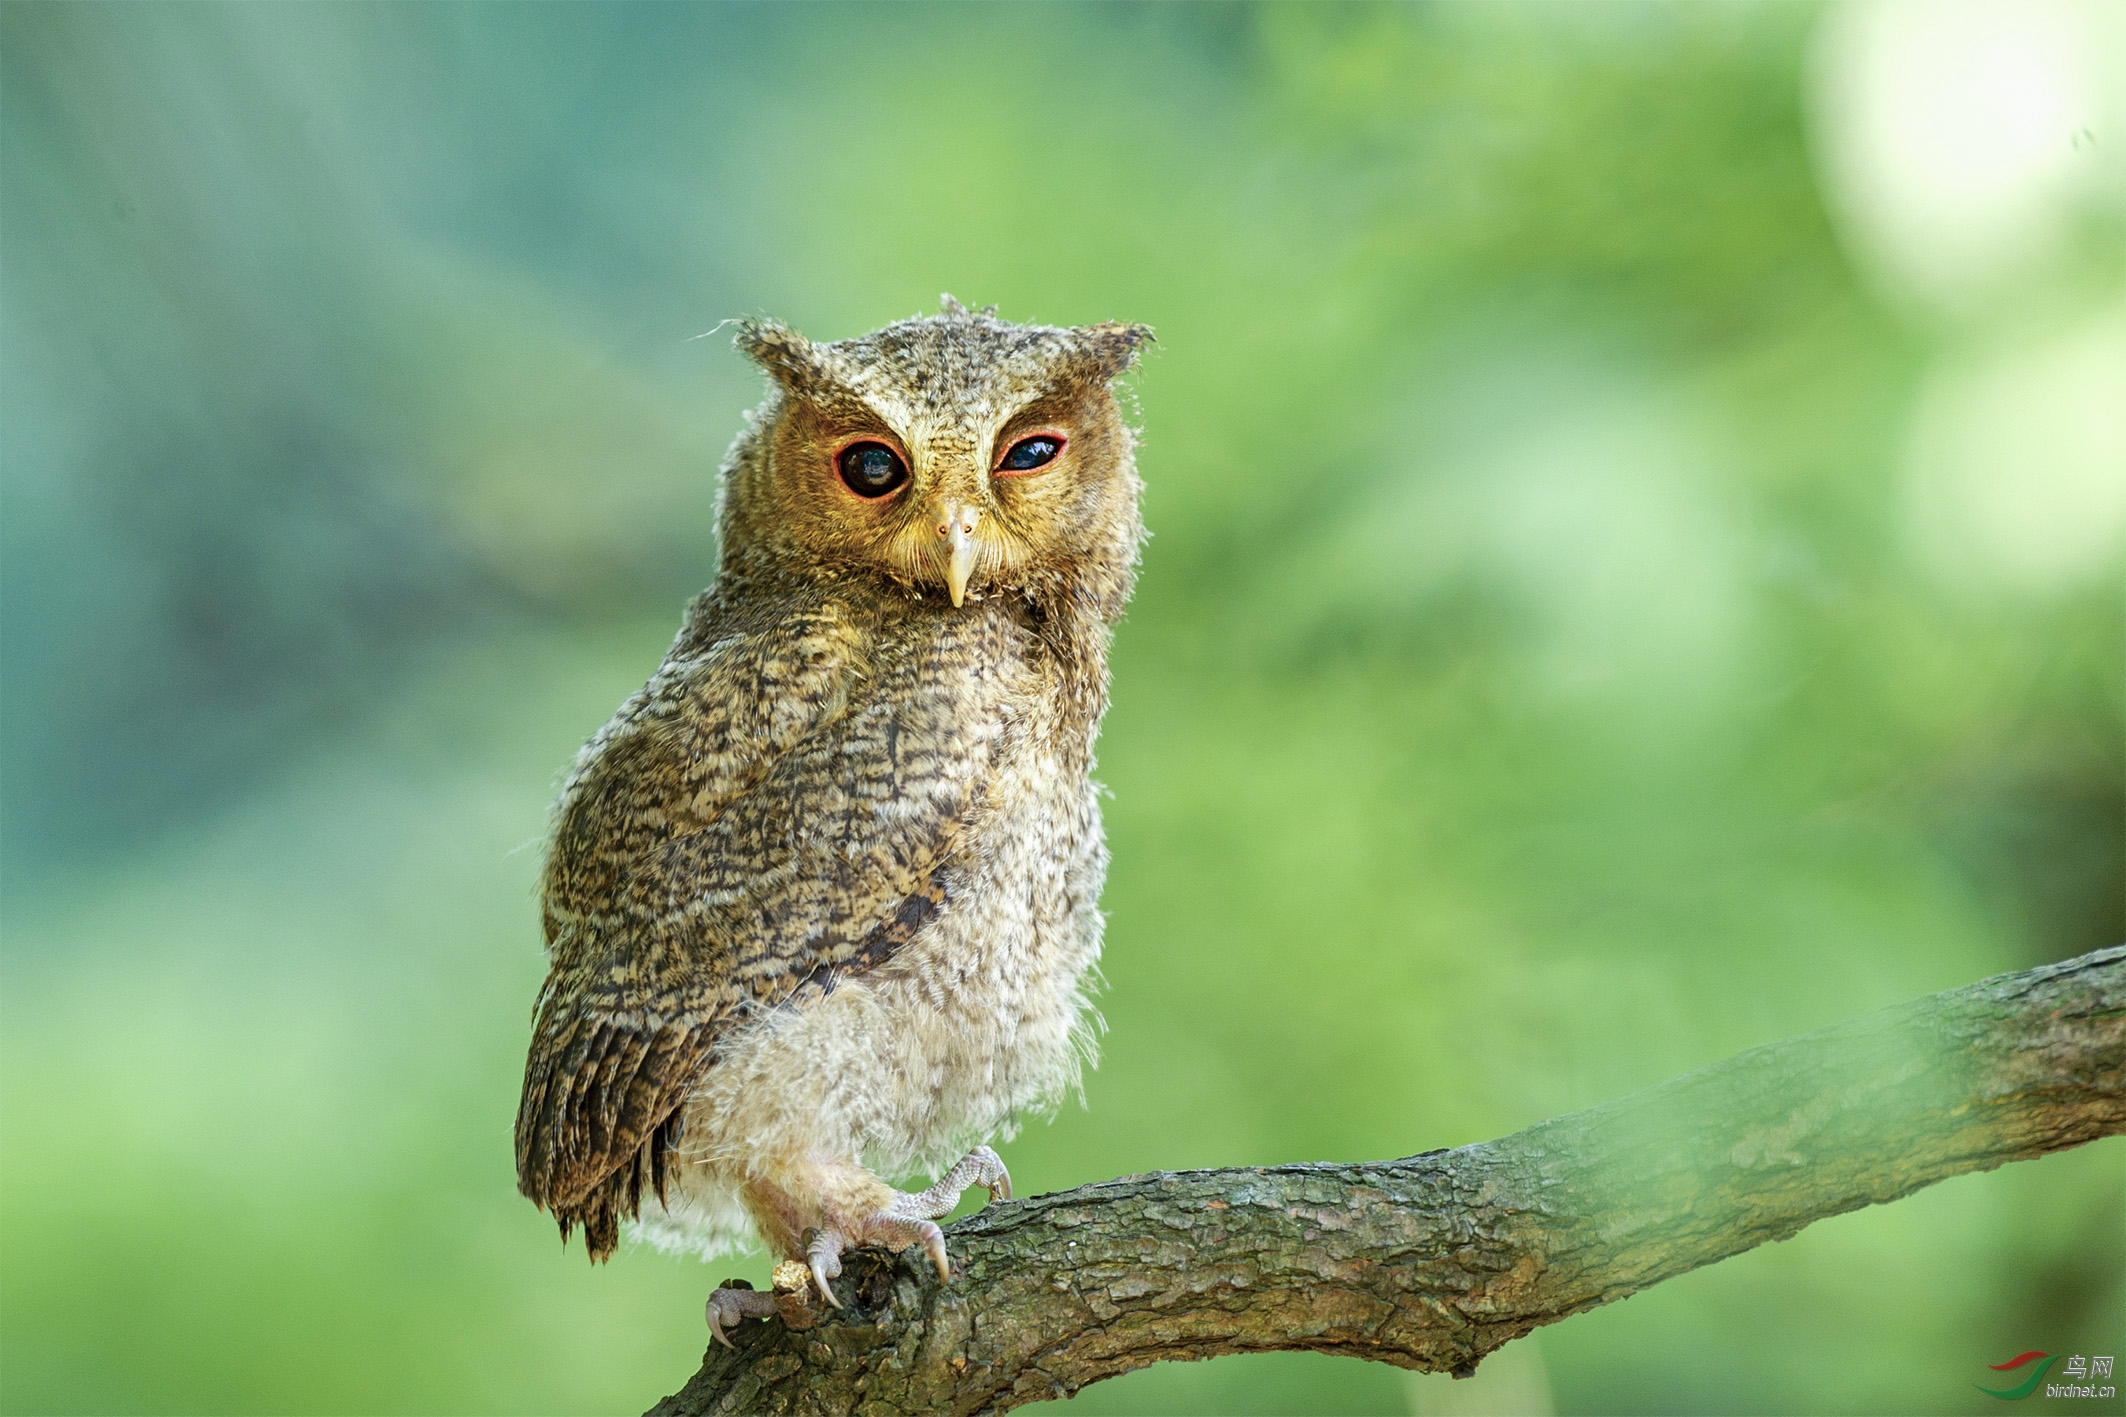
[514,603,1029,1258]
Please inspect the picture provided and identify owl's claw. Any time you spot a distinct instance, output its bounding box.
[706,1284,777,1348]
[904,1145,1011,1215]
[804,1229,846,1309]
[772,1147,1012,1310]
[871,1146,1010,1280]
[918,1219,951,1283]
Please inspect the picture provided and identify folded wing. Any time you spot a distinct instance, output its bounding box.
[514,601,1027,1258]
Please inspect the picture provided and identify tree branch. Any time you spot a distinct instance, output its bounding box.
[650,946,2126,1417]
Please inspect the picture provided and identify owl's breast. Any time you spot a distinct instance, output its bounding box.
[674,601,1112,1174]
[891,598,1107,980]
[851,636,1110,1157]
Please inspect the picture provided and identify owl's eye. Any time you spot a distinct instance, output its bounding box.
[996,435,1064,474]
[837,441,908,498]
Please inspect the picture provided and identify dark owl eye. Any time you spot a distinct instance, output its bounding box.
[837,441,908,498]
[997,435,1064,474]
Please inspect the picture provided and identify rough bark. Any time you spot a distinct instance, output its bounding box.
[651,946,2126,1417]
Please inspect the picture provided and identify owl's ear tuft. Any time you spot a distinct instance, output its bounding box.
[1072,322,1155,381]
[735,319,828,390]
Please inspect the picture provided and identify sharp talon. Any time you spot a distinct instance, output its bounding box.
[922,1222,950,1283]
[810,1251,844,1309]
[706,1283,776,1344]
[706,1293,741,1348]
[974,1145,1011,1202]
[804,1230,845,1309]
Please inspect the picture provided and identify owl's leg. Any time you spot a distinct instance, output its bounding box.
[758,1148,1012,1310]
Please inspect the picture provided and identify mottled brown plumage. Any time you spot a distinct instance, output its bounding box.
[513,297,1149,1333]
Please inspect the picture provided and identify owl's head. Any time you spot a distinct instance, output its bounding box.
[717,298,1151,612]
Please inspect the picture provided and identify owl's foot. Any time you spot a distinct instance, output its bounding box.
[906,1144,1014,1218]
[705,1283,777,1348]
[802,1146,1012,1305]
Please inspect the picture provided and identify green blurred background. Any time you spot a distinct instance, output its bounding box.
[3,4,2121,1413]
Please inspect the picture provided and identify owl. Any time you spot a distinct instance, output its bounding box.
[513,296,1151,1342]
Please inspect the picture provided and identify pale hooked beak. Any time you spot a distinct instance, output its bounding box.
[934,501,981,607]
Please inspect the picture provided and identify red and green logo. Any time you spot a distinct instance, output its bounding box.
[1977,1352,2058,1400]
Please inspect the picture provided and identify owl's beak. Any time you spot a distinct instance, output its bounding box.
[934,502,981,607]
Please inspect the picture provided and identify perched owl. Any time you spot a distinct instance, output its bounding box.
[514,297,1150,1341]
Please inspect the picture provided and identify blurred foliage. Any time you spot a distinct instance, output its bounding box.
[1,4,2119,1415]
